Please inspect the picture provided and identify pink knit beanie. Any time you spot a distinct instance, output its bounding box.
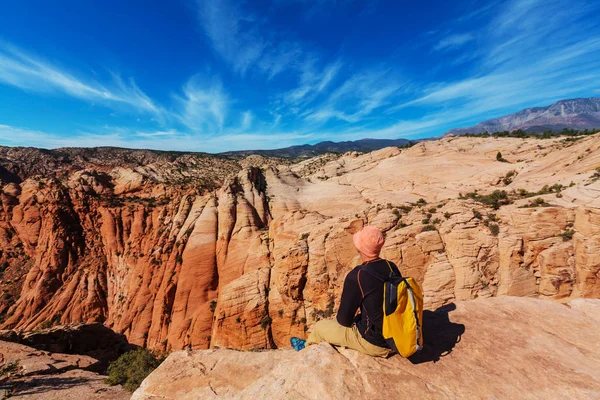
[353,226,385,259]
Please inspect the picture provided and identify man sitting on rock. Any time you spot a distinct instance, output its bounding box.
[291,225,399,357]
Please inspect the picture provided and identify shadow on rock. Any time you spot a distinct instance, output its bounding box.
[3,376,90,397]
[0,323,137,372]
[408,303,465,364]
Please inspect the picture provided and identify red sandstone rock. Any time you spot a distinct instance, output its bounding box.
[0,135,599,352]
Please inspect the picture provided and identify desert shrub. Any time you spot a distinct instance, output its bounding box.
[314,299,335,321]
[422,225,436,232]
[209,300,217,313]
[398,205,413,213]
[589,167,600,183]
[464,190,511,209]
[278,309,284,317]
[496,152,508,162]
[260,315,272,330]
[503,170,516,185]
[38,320,53,330]
[392,209,401,218]
[489,223,500,236]
[422,218,430,224]
[0,361,19,379]
[560,230,575,241]
[300,233,309,240]
[521,197,551,208]
[105,348,165,392]
[472,209,482,219]
[416,198,427,205]
[432,218,441,224]
[444,212,451,219]
[428,207,437,213]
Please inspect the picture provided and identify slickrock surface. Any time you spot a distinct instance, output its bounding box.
[0,340,129,399]
[132,297,600,400]
[0,134,599,352]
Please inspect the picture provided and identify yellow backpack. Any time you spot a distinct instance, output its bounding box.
[363,261,424,358]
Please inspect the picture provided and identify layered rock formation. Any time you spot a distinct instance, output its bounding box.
[0,133,599,352]
[131,297,600,399]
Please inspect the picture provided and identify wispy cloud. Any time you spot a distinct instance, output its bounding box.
[196,0,305,78]
[0,41,161,114]
[386,0,600,134]
[433,33,474,52]
[241,110,253,131]
[284,58,342,106]
[305,68,404,123]
[176,74,228,133]
[0,123,313,153]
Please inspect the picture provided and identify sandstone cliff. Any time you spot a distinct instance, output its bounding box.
[131,297,600,399]
[0,134,599,352]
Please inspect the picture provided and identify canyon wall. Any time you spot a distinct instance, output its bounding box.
[0,134,599,351]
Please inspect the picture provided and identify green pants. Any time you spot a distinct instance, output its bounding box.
[306,319,391,358]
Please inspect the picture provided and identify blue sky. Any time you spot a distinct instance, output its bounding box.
[0,0,599,152]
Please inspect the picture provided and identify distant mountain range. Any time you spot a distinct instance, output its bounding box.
[444,97,600,136]
[220,138,411,158]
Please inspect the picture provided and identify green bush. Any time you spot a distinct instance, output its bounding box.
[463,190,511,209]
[560,230,575,241]
[398,205,413,213]
[496,152,508,162]
[105,348,165,392]
[489,223,500,236]
[422,225,437,232]
[260,315,272,330]
[0,361,20,379]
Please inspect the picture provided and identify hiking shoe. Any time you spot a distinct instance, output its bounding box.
[290,337,306,351]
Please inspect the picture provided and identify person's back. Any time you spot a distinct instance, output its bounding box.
[290,225,396,357]
[337,259,401,348]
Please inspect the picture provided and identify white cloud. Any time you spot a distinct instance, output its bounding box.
[0,124,313,153]
[136,130,179,137]
[176,75,228,133]
[241,111,253,131]
[284,58,342,106]
[385,0,600,135]
[196,0,305,78]
[0,41,161,114]
[433,33,474,52]
[305,68,404,123]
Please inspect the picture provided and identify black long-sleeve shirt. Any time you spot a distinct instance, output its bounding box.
[336,259,401,348]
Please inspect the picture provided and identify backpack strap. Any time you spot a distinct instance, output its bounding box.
[356,270,373,335]
[360,260,401,282]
